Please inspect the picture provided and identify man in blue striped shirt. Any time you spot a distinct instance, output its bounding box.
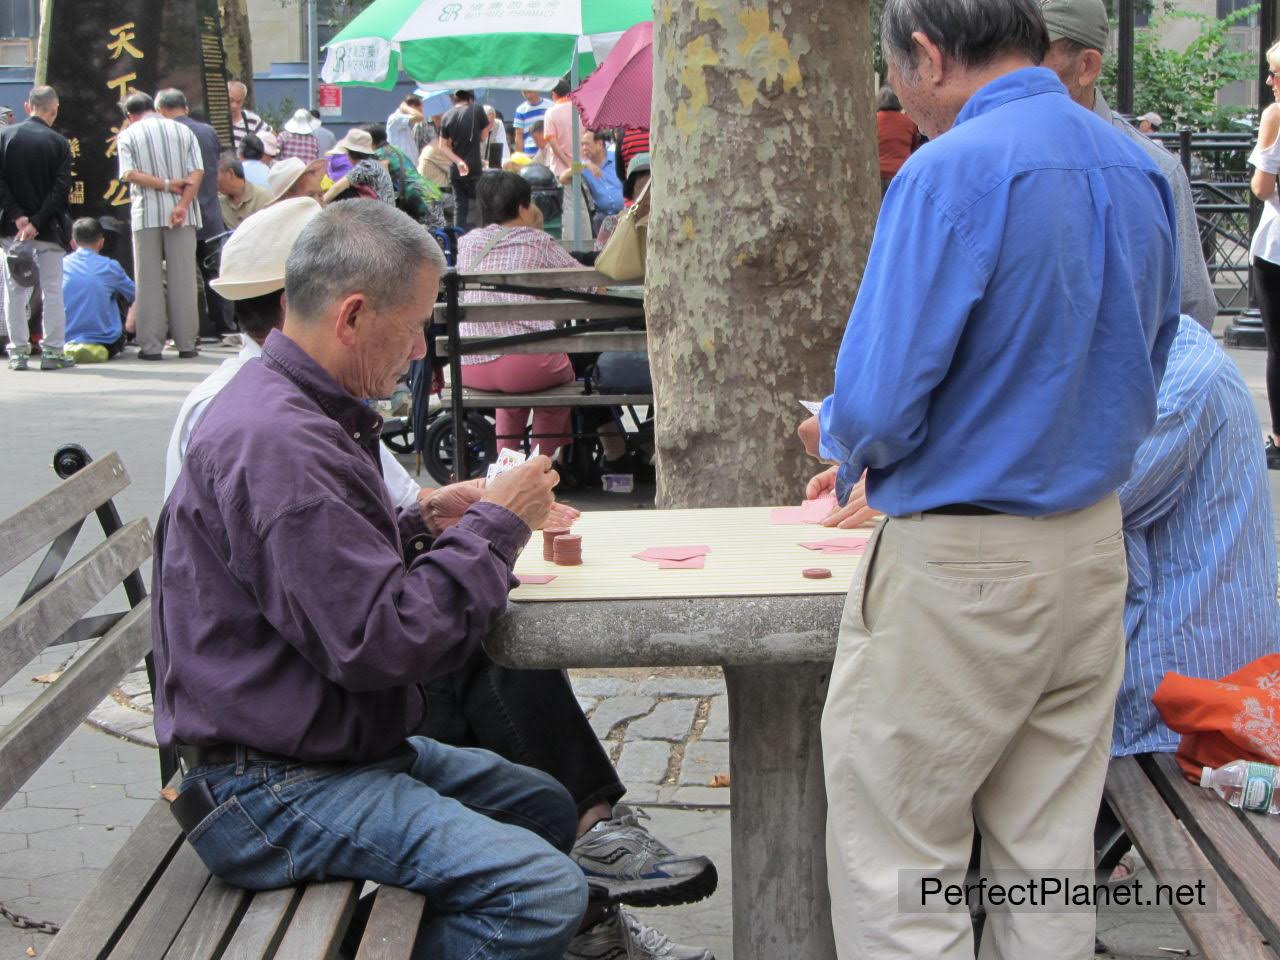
[514,90,550,157]
[804,1,1180,956]
[1116,316,1280,756]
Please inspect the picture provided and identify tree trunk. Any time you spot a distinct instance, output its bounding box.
[648,0,878,508]
[219,0,255,99]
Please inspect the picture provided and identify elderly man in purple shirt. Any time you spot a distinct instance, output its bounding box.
[153,199,585,959]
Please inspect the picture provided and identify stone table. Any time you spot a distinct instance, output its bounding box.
[485,507,867,960]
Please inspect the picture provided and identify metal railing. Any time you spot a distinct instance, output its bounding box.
[1151,129,1257,320]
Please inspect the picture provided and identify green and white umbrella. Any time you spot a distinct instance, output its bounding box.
[322,0,652,91]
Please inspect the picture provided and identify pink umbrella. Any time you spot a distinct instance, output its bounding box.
[571,20,653,132]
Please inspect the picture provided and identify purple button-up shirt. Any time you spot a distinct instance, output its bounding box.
[151,330,529,762]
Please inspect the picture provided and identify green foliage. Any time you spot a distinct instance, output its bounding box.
[257,93,298,131]
[1099,4,1259,130]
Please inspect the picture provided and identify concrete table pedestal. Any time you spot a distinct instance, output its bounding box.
[485,595,843,960]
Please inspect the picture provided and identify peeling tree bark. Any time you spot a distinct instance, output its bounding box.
[649,0,878,508]
[219,0,255,99]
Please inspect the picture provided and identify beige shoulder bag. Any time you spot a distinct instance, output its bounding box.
[595,179,651,282]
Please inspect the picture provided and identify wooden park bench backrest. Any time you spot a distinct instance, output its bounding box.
[0,450,154,811]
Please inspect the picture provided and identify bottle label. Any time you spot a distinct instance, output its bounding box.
[1243,763,1275,813]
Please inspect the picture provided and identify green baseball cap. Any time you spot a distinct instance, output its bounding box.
[1040,0,1109,52]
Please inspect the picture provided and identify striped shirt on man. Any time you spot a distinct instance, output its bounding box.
[116,114,204,232]
[1116,315,1280,755]
[513,97,549,156]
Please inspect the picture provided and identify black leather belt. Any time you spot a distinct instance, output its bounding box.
[176,743,296,771]
[922,503,1002,516]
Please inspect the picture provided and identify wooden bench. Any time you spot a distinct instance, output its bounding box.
[1102,753,1280,958]
[433,267,654,478]
[1,447,427,959]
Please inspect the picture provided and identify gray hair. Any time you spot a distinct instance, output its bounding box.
[285,200,447,320]
[156,88,188,111]
[876,85,902,112]
[124,91,154,117]
[27,85,57,112]
[881,0,1048,80]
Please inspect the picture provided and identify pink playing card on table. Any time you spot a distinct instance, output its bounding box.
[770,496,837,525]
[657,557,706,570]
[798,538,868,555]
[517,574,558,585]
[633,545,711,562]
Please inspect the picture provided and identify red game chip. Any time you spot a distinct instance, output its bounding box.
[542,527,570,561]
[553,534,583,566]
[802,567,832,580]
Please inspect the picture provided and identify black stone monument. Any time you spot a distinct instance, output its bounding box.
[34,0,232,227]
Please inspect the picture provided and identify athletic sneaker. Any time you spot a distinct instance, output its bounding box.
[572,803,717,907]
[8,346,29,370]
[39,349,76,370]
[565,907,714,960]
[1267,436,1280,471]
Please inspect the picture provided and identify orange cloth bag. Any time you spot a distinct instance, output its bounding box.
[1153,654,1280,783]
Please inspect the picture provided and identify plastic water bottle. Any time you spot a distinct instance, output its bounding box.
[1201,760,1280,814]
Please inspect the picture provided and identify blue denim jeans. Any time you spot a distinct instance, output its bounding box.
[179,736,588,959]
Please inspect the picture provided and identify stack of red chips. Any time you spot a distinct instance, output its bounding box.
[543,527,570,561]
[552,534,583,566]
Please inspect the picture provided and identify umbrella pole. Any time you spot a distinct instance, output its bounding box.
[570,54,586,252]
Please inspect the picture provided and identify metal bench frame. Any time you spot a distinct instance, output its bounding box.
[438,267,651,478]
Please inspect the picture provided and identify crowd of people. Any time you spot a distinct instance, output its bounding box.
[0,78,642,377]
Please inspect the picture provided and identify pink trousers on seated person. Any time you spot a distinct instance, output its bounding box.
[459,353,576,453]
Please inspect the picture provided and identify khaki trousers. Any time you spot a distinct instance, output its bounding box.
[822,496,1126,960]
[2,239,66,351]
[133,224,198,355]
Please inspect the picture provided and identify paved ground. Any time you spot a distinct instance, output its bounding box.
[2,332,1274,957]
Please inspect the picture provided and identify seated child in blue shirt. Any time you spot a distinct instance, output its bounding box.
[63,217,135,361]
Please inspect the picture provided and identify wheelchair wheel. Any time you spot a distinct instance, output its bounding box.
[423,413,496,485]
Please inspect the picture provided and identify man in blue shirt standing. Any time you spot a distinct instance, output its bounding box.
[62,217,135,360]
[800,0,1180,956]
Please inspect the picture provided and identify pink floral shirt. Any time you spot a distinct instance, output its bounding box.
[457,224,582,364]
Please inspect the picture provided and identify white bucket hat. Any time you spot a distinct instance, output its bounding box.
[284,108,321,135]
[209,197,322,301]
[258,130,281,157]
[267,156,310,203]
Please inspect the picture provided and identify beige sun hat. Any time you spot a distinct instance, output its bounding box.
[267,156,309,203]
[327,128,377,156]
[284,107,320,135]
[258,129,281,157]
[209,197,322,301]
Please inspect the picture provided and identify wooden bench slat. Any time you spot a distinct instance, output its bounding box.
[0,453,130,578]
[220,888,301,960]
[0,599,152,805]
[1239,800,1280,870]
[162,877,251,960]
[105,841,211,960]
[0,518,152,689]
[1105,756,1275,960]
[459,267,635,289]
[1147,753,1280,945]
[436,332,648,356]
[354,886,427,960]
[43,795,184,960]
[433,299,643,324]
[440,383,653,409]
[273,881,360,960]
